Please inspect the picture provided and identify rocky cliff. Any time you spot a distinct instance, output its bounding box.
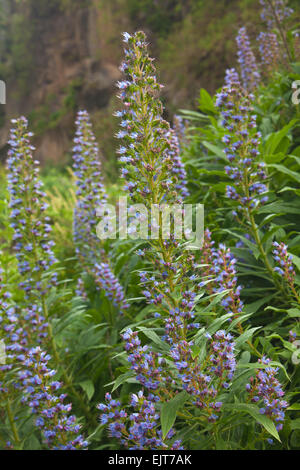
[0,0,298,169]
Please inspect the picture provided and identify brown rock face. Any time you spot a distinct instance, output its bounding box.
[1,2,121,164]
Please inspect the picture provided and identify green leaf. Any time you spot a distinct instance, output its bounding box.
[235,327,261,349]
[198,89,217,114]
[244,294,275,314]
[161,391,189,439]
[191,345,201,360]
[224,404,281,442]
[267,163,300,184]
[290,419,300,430]
[265,152,286,163]
[264,120,296,155]
[292,254,300,272]
[78,380,95,401]
[287,308,300,318]
[258,202,300,215]
[288,404,300,411]
[0,340,6,365]
[111,371,136,392]
[137,327,169,350]
[202,141,227,161]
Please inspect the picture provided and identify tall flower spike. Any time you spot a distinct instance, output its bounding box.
[98,391,183,450]
[73,110,128,313]
[246,356,288,434]
[116,31,178,206]
[272,242,299,301]
[260,0,294,30]
[19,347,88,450]
[236,27,261,91]
[0,264,25,394]
[164,128,189,201]
[257,32,281,75]
[211,244,244,318]
[94,263,129,313]
[173,115,188,150]
[224,68,240,87]
[122,328,166,390]
[170,331,236,421]
[215,74,268,214]
[73,110,107,263]
[7,117,57,303]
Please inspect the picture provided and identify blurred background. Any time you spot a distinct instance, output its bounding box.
[0,0,299,179]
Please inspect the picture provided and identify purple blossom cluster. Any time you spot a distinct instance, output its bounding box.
[122,328,167,390]
[116,31,187,206]
[224,68,240,87]
[139,268,200,344]
[7,117,57,302]
[0,265,87,449]
[212,244,243,317]
[18,347,87,449]
[94,263,129,313]
[199,230,243,318]
[73,110,128,313]
[257,32,280,74]
[236,27,261,91]
[215,75,268,212]
[0,278,48,388]
[260,0,294,30]
[75,277,87,299]
[173,115,188,150]
[0,265,25,392]
[272,242,295,282]
[170,331,236,420]
[98,391,183,450]
[73,110,107,262]
[165,128,189,201]
[247,356,288,433]
[272,242,299,301]
[163,293,200,344]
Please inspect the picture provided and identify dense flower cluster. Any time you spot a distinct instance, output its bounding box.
[122,328,166,390]
[0,272,48,387]
[199,230,244,319]
[73,110,128,313]
[7,117,57,302]
[212,245,243,316]
[224,68,240,87]
[173,115,188,149]
[0,265,23,392]
[116,31,185,206]
[272,242,299,301]
[73,110,107,261]
[98,391,183,450]
[94,263,129,313]
[272,242,295,281]
[247,356,288,433]
[215,75,268,213]
[18,347,87,449]
[260,0,294,30]
[236,27,261,91]
[170,331,236,420]
[165,128,189,201]
[257,32,281,75]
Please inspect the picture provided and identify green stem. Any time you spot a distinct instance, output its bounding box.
[6,400,21,448]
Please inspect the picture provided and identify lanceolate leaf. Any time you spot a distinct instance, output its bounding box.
[161,392,189,440]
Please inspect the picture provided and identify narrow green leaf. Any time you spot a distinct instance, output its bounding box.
[161,391,189,440]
